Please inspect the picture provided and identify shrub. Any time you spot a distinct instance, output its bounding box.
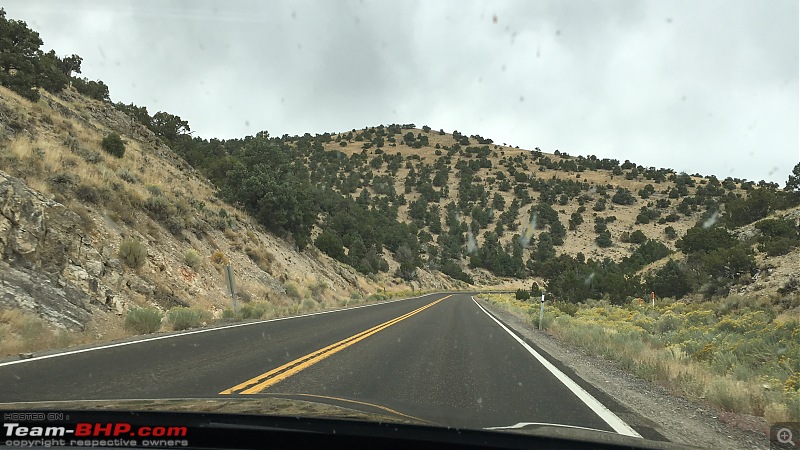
[655,312,682,334]
[166,307,211,331]
[706,378,749,413]
[611,188,636,205]
[629,230,647,244]
[49,172,77,188]
[302,298,318,311]
[515,289,531,300]
[307,278,328,298]
[778,278,799,295]
[596,230,613,247]
[240,302,270,319]
[555,301,578,316]
[245,246,273,272]
[184,249,201,269]
[124,307,162,334]
[210,250,228,265]
[119,238,147,269]
[101,132,126,157]
[760,237,797,257]
[74,146,103,164]
[284,281,302,300]
[74,184,101,204]
[144,194,170,217]
[593,199,606,211]
[221,308,237,320]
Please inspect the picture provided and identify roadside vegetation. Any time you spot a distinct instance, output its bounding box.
[482,293,800,422]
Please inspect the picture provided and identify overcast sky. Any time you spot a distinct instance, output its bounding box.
[4,0,798,183]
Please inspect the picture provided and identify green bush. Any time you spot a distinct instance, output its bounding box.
[593,199,606,211]
[117,168,140,184]
[596,230,613,248]
[611,188,635,205]
[166,307,211,331]
[284,281,302,300]
[101,132,126,158]
[302,298,318,311]
[629,230,647,244]
[760,237,798,257]
[74,184,101,204]
[184,249,202,269]
[515,289,531,300]
[144,194,185,235]
[221,308,237,320]
[555,301,578,316]
[308,279,328,298]
[240,302,270,319]
[144,194,170,216]
[124,307,162,334]
[119,238,147,268]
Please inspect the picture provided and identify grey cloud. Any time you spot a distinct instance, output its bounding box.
[2,0,797,182]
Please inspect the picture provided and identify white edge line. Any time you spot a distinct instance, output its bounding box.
[471,297,642,439]
[0,293,443,368]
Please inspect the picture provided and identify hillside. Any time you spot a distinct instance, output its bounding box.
[289,125,799,301]
[2,82,799,354]
[0,7,799,357]
[0,85,475,354]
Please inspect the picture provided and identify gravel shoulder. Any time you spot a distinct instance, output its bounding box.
[476,297,771,450]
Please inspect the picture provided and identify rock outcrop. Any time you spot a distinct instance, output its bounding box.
[0,171,94,329]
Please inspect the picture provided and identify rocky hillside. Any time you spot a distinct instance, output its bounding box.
[2,80,798,355]
[1,16,798,355]
[0,85,476,353]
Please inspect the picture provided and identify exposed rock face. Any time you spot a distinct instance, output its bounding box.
[0,171,93,330]
[0,173,76,273]
[0,261,90,330]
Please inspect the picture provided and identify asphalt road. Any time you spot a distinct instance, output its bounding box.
[0,293,656,438]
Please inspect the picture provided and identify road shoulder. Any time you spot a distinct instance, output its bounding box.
[475,297,769,450]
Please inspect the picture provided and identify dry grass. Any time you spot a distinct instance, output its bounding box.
[482,293,800,422]
[0,309,101,357]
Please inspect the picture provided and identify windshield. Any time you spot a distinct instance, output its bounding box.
[0,1,798,449]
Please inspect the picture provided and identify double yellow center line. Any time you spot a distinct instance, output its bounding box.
[220,295,450,395]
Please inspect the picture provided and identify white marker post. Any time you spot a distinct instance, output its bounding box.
[225,264,238,315]
[538,294,545,330]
